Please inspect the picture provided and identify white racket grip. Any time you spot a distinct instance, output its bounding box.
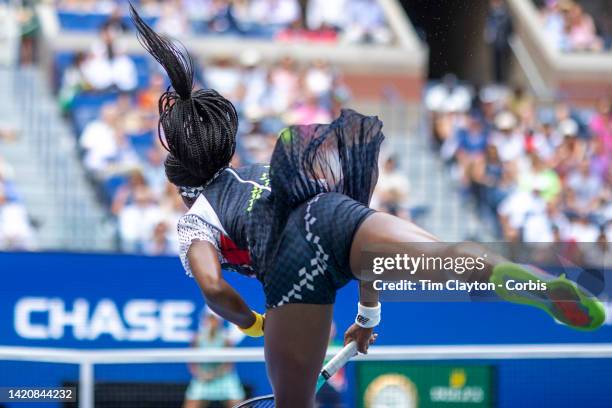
[320,342,358,380]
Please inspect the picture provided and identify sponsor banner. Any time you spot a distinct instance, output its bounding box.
[358,363,494,408]
[0,252,264,347]
[1,252,611,408]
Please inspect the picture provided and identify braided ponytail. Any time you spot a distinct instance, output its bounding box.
[130,4,238,187]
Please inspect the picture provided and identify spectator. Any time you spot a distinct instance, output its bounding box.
[454,114,489,171]
[567,213,600,242]
[58,51,94,113]
[307,0,346,31]
[563,2,603,51]
[80,50,114,91]
[239,50,268,118]
[285,92,332,125]
[580,227,611,269]
[508,86,535,124]
[490,111,524,162]
[143,147,168,197]
[203,56,243,100]
[16,0,40,66]
[143,221,175,255]
[137,72,166,113]
[80,104,121,174]
[207,0,245,35]
[249,0,301,26]
[0,184,35,250]
[589,98,611,155]
[118,185,162,253]
[425,74,472,115]
[183,308,245,408]
[468,144,508,221]
[518,154,561,202]
[541,0,567,50]
[498,188,547,241]
[270,56,300,113]
[343,0,392,44]
[431,81,482,155]
[103,5,130,35]
[566,159,602,210]
[109,44,139,92]
[80,104,139,178]
[0,155,19,202]
[111,169,148,216]
[531,118,562,162]
[84,25,137,92]
[159,183,186,243]
[484,0,513,83]
[552,118,584,177]
[155,0,191,37]
[590,136,609,181]
[371,156,411,219]
[539,0,604,52]
[305,59,334,98]
[522,207,556,242]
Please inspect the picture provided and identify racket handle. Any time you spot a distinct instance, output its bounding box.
[316,342,358,391]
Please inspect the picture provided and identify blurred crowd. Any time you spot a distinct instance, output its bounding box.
[58,12,359,254]
[426,75,611,243]
[536,0,610,52]
[58,26,139,102]
[55,0,393,44]
[0,153,35,250]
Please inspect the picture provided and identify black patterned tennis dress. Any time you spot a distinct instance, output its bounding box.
[177,109,384,308]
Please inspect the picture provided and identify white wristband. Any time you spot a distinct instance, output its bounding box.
[355,302,381,328]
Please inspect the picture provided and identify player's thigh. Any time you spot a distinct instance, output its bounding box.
[264,303,333,408]
[349,212,440,274]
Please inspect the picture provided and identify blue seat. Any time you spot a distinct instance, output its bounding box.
[54,52,76,90]
[131,55,151,90]
[129,130,155,159]
[57,11,109,31]
[72,93,120,137]
[104,175,129,201]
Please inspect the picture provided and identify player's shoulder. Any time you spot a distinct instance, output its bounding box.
[181,193,227,235]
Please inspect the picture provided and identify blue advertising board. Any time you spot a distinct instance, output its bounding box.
[1,252,612,407]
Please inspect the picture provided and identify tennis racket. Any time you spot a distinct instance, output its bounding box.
[233,341,358,408]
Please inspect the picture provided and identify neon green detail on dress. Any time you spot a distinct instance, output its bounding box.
[247,172,270,212]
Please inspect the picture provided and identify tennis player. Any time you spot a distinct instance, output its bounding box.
[130,7,605,408]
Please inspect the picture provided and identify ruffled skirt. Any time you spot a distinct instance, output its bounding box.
[249,109,385,306]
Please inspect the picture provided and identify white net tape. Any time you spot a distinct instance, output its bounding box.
[1,343,611,408]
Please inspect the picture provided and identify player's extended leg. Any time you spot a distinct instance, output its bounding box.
[264,304,334,408]
[350,212,605,331]
[349,211,503,281]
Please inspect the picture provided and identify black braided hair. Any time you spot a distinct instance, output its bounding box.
[130,4,238,187]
